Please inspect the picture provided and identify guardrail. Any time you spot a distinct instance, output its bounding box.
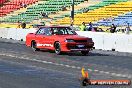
[0,28,132,53]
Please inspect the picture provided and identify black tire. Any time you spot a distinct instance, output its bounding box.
[54,42,61,55]
[81,51,89,56]
[31,41,40,51]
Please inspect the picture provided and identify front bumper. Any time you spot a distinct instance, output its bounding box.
[61,42,94,52]
[70,49,89,51]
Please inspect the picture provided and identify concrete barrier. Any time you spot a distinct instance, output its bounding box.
[103,33,117,50]
[115,34,132,53]
[0,28,37,41]
[0,28,132,53]
[16,28,37,41]
[0,28,36,40]
[76,31,104,49]
[0,28,9,38]
[6,28,17,40]
[76,31,132,53]
[126,35,132,53]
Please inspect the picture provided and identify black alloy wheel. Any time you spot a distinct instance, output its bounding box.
[55,42,61,55]
[31,41,40,51]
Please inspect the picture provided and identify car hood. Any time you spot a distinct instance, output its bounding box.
[55,35,89,40]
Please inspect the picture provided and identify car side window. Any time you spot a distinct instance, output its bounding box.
[36,28,45,35]
[44,28,52,36]
[50,27,76,35]
[36,28,51,35]
[52,28,58,35]
[52,28,64,35]
[65,28,74,34]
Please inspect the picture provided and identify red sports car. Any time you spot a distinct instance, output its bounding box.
[26,26,94,55]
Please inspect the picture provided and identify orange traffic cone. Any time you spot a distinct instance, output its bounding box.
[81,67,91,86]
[81,67,89,78]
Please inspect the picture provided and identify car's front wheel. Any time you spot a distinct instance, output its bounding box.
[31,41,40,51]
[55,42,61,55]
[81,51,89,56]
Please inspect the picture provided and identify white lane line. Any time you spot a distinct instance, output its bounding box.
[103,71,110,74]
[76,67,81,69]
[59,64,65,66]
[65,65,71,68]
[111,73,116,75]
[24,69,38,72]
[99,71,105,73]
[128,75,132,79]
[88,69,93,72]
[121,75,129,78]
[54,63,60,66]
[115,74,122,77]
[94,69,99,72]
[0,53,132,79]
[71,66,76,69]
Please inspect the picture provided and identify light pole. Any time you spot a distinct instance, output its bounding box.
[71,0,74,25]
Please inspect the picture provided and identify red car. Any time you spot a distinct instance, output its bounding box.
[26,26,94,55]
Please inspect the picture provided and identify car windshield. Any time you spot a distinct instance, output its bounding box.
[52,27,76,35]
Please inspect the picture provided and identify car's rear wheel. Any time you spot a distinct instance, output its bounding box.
[55,42,61,55]
[31,41,40,51]
[81,51,89,56]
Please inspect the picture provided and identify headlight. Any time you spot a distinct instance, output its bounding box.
[65,39,74,42]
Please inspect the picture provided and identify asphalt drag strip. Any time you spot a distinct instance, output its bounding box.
[0,59,80,88]
[0,39,132,88]
[0,57,131,88]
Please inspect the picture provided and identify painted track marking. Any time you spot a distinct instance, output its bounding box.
[0,53,131,79]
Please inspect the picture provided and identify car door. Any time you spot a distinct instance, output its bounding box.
[43,27,54,50]
[35,28,47,48]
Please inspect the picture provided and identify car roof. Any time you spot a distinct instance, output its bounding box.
[39,26,70,29]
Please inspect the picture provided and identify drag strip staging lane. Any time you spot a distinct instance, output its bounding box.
[0,40,132,88]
